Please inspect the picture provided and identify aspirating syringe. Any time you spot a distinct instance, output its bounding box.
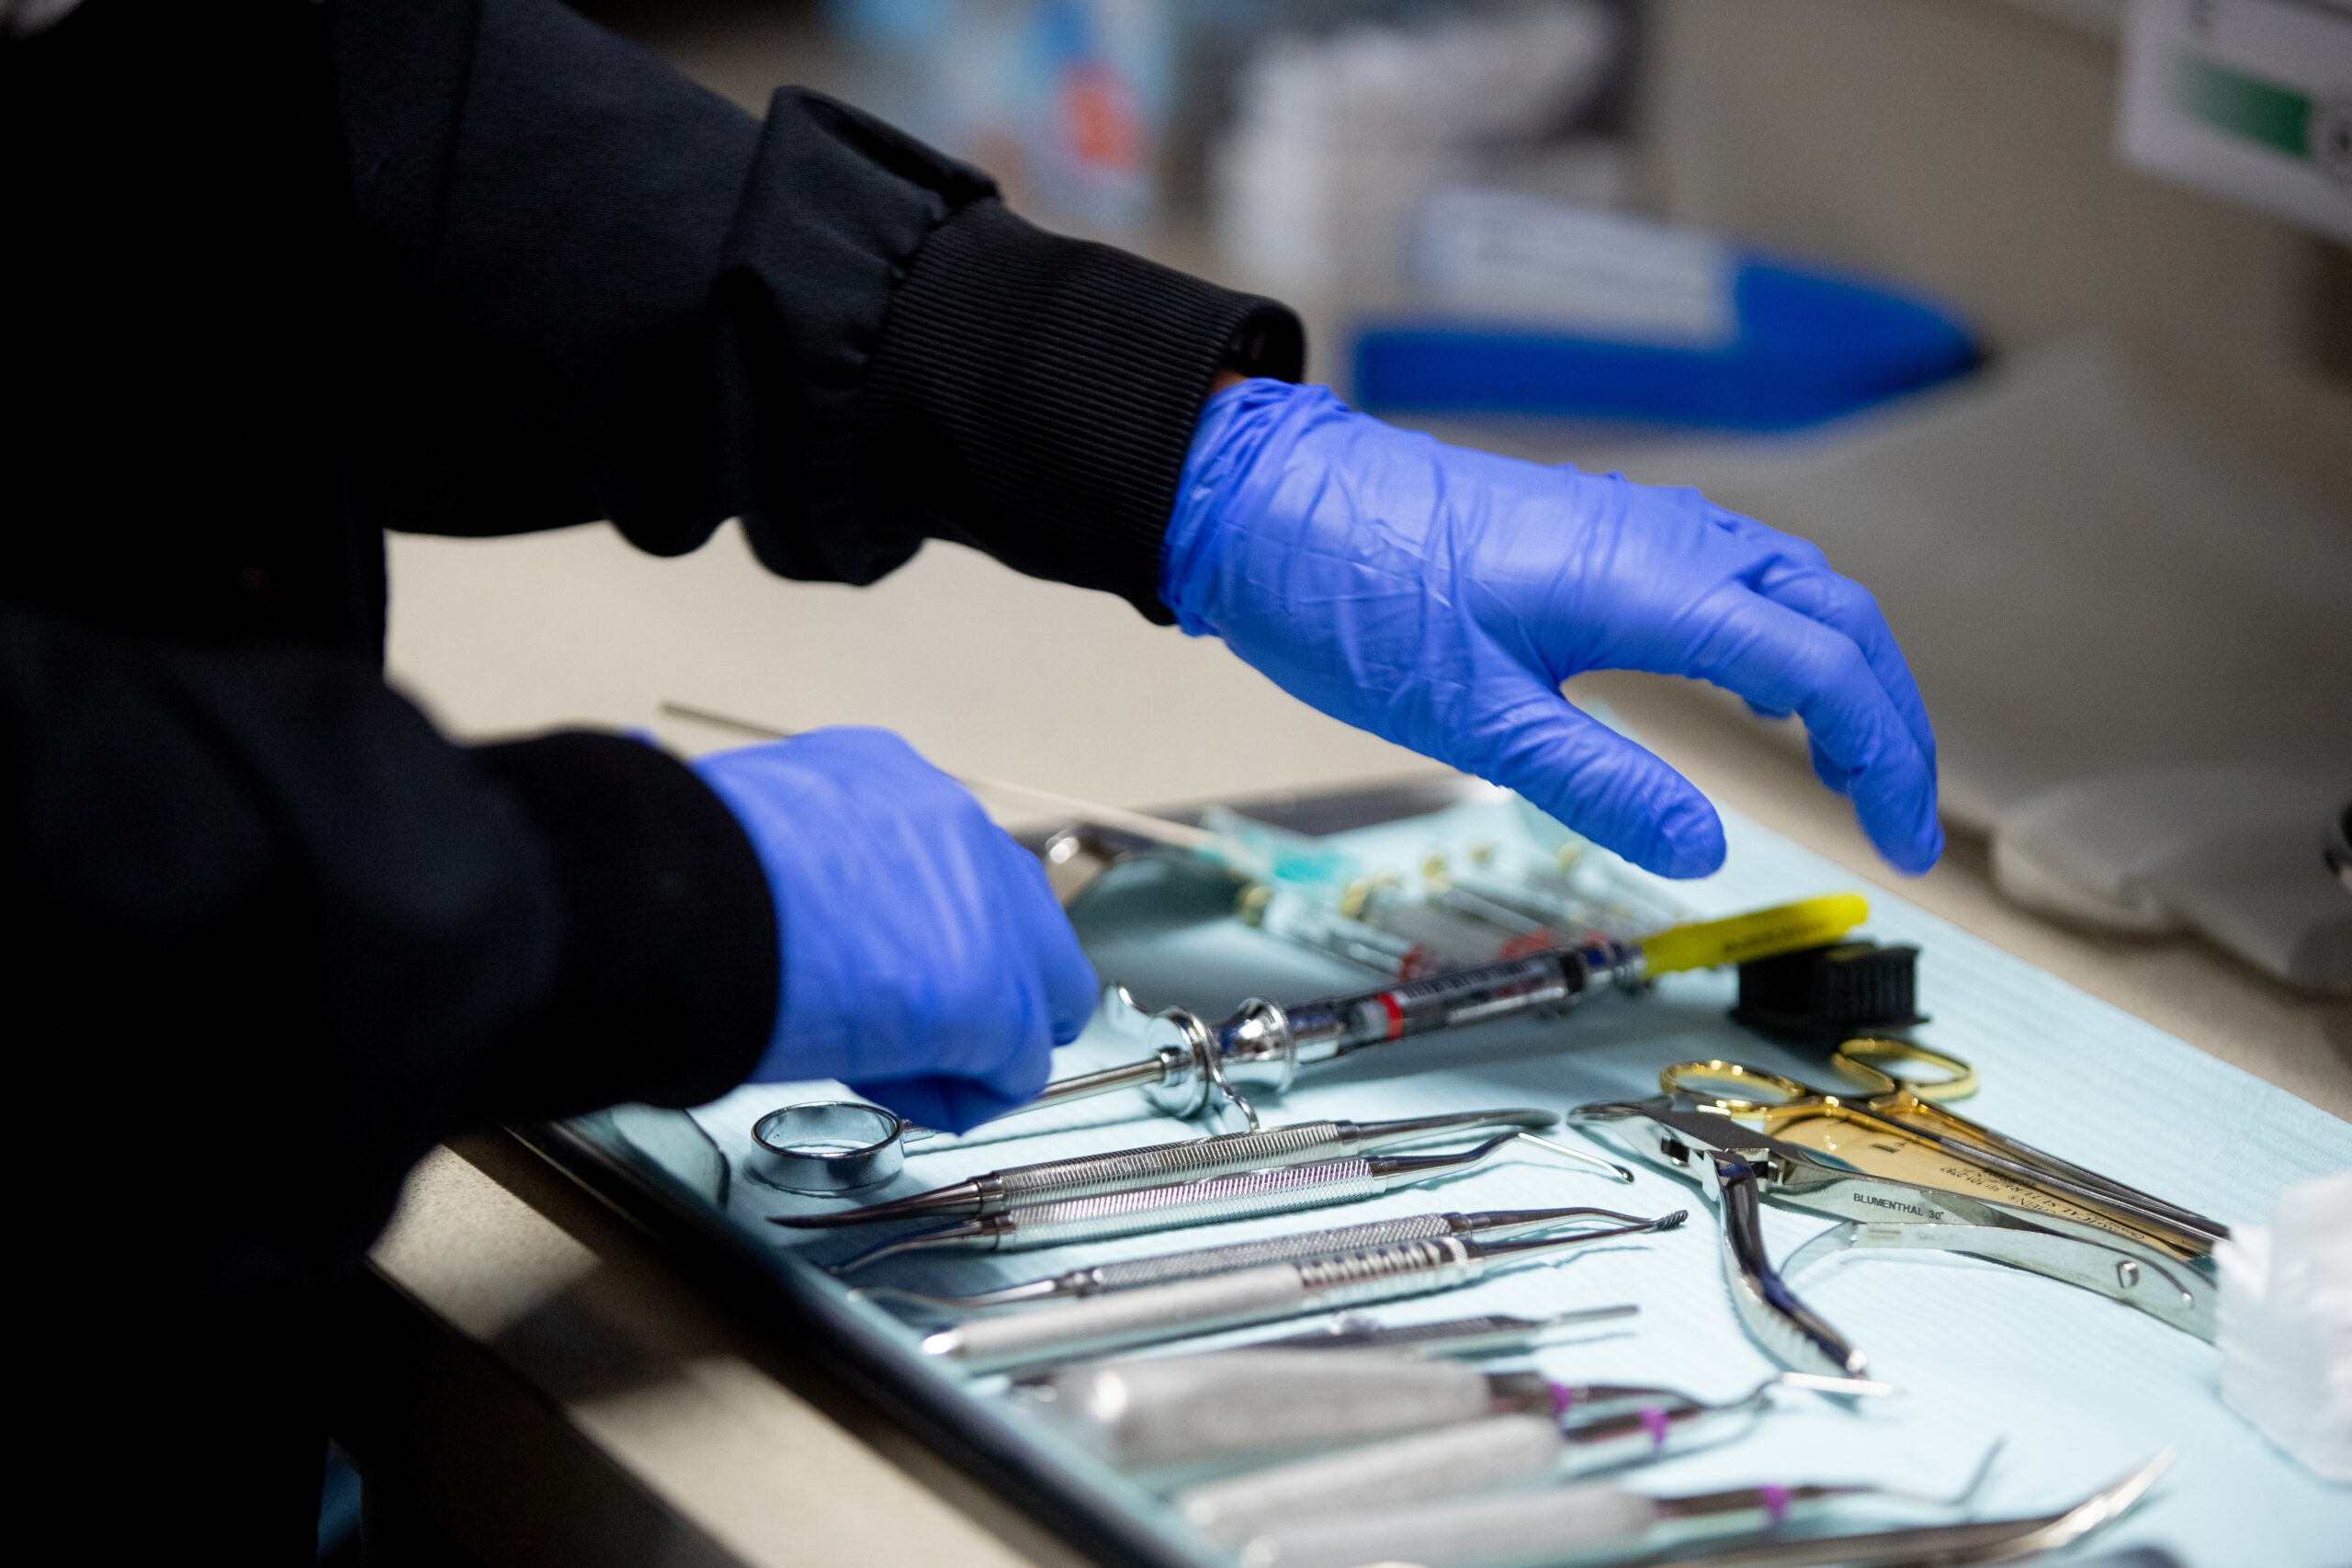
[1006,895,1870,1130]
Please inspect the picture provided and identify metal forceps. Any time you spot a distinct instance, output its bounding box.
[1569,1091,2217,1378]
[1673,1040,2228,1264]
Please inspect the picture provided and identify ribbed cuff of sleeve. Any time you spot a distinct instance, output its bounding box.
[461,732,778,1121]
[855,198,1304,622]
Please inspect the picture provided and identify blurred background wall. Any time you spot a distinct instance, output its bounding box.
[558,0,2352,488]
[1640,0,2352,511]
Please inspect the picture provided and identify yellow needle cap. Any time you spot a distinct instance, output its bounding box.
[1636,893,1870,976]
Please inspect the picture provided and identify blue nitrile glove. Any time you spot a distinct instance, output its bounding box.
[692,728,1098,1132]
[1164,381,1940,877]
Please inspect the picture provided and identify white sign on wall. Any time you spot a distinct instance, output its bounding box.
[2120,0,2352,241]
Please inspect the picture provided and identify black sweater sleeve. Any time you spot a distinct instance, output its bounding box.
[335,0,1303,620]
[4,603,776,1559]
[3,606,775,1272]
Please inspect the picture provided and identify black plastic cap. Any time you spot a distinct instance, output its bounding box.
[1731,940,1925,1043]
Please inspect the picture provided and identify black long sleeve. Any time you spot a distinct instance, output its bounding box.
[335,0,1302,616]
[4,604,778,1561]
[5,602,775,1190]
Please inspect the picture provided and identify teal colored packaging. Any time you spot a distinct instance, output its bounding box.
[826,0,1181,231]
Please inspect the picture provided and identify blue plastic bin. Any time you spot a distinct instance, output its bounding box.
[1353,256,1979,429]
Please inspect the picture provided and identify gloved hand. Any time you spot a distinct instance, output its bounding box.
[693,728,1098,1131]
[1164,381,1939,877]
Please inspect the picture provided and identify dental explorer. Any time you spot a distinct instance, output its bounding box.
[1243,1308,1640,1356]
[820,1132,1586,1270]
[917,1213,1680,1371]
[1001,894,1869,1129]
[1232,1445,2003,1568]
[1019,1349,1883,1472]
[1174,1372,1894,1545]
[773,1107,1611,1230]
[854,1205,1634,1312]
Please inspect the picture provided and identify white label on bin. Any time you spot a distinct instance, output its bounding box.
[1408,186,1738,346]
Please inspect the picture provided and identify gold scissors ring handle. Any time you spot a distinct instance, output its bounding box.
[1659,1059,1812,1114]
[1833,1037,1978,1101]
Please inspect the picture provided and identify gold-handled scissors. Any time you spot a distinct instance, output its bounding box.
[1659,1040,2227,1261]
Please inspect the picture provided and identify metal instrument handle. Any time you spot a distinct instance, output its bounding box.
[992,1122,1349,1205]
[1002,1159,1389,1250]
[1033,1348,1494,1470]
[1290,1235,1476,1307]
[931,1264,1312,1371]
[1081,1213,1458,1292]
[1177,1414,1564,1547]
[933,1237,1493,1367]
[1237,1482,1657,1568]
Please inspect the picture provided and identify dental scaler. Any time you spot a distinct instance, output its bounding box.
[773,1108,1595,1231]
[916,1213,1679,1371]
[819,1132,1576,1271]
[1175,1372,1892,1545]
[856,1205,1633,1313]
[1016,1349,1883,1472]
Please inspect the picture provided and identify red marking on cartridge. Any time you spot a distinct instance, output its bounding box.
[1376,989,1407,1041]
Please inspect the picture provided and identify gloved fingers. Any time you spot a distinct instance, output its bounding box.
[1042,931,1100,1047]
[1679,590,1940,874]
[1471,684,1727,878]
[843,1072,1044,1136]
[992,834,1102,1046]
[1745,698,1794,722]
[1809,734,1854,794]
[702,726,1084,1093]
[1750,562,1937,773]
